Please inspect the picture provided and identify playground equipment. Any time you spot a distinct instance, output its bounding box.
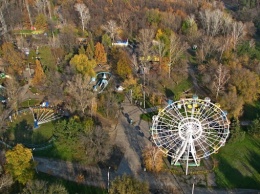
[29,106,63,128]
[151,95,230,175]
[92,72,112,93]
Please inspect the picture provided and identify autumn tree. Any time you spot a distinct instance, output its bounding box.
[70,54,96,77]
[32,59,45,86]
[116,51,132,79]
[109,175,149,194]
[34,13,48,30]
[94,42,107,65]
[5,144,34,184]
[143,145,164,172]
[230,67,260,103]
[74,2,91,32]
[1,42,24,75]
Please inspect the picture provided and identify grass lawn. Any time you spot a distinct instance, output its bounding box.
[213,135,260,189]
[7,111,54,145]
[20,99,41,107]
[140,111,158,122]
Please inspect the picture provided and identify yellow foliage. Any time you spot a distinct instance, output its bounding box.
[142,146,164,172]
[5,144,34,184]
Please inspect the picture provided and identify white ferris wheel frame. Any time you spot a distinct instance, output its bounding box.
[151,97,230,175]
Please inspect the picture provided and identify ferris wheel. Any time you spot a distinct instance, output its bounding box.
[151,95,230,174]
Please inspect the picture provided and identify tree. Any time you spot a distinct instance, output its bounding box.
[199,9,224,37]
[1,42,24,75]
[22,180,68,194]
[66,74,94,115]
[70,54,96,77]
[32,59,46,86]
[230,67,260,103]
[80,126,111,163]
[248,117,260,138]
[229,118,245,143]
[168,33,186,78]
[0,173,13,192]
[74,2,91,32]
[231,21,245,50]
[5,144,34,184]
[138,28,155,64]
[116,52,132,79]
[34,13,48,30]
[143,146,164,172]
[109,175,149,194]
[94,42,107,65]
[212,64,230,99]
[102,20,119,42]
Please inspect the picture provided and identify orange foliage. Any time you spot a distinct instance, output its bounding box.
[175,9,187,19]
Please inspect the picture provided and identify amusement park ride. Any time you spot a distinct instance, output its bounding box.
[151,95,230,175]
[92,72,112,93]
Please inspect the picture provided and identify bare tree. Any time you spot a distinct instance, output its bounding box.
[74,3,91,32]
[213,64,230,99]
[80,126,111,163]
[0,8,7,35]
[24,0,33,27]
[118,12,130,31]
[199,9,224,37]
[0,173,13,192]
[168,33,186,78]
[66,74,94,115]
[138,28,155,61]
[102,20,119,42]
[231,21,245,50]
[153,39,167,72]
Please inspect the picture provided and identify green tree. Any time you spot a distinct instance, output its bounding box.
[230,118,245,142]
[248,116,260,138]
[78,45,86,54]
[5,144,34,184]
[70,54,96,77]
[102,33,112,52]
[94,42,107,65]
[109,175,149,194]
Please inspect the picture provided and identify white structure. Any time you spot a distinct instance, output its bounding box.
[112,39,128,47]
[151,96,230,175]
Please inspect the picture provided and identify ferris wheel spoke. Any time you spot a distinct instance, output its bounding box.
[152,98,229,175]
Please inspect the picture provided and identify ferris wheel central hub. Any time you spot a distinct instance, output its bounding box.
[178,117,202,140]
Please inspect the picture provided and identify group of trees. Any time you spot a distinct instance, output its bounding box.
[1,0,260,191]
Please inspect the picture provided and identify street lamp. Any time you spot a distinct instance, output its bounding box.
[108,166,111,193]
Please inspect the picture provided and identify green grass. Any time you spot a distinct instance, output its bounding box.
[7,111,54,144]
[20,99,41,107]
[172,79,192,100]
[213,135,260,189]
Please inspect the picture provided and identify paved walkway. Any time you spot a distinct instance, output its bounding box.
[33,96,260,194]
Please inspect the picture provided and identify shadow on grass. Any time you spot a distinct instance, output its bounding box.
[216,156,260,189]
